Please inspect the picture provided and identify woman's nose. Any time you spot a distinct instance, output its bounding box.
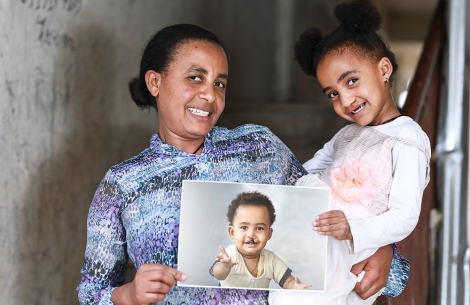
[198,83,216,103]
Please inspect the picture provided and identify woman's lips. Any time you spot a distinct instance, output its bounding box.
[188,107,210,117]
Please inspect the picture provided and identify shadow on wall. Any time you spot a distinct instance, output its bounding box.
[15,24,155,304]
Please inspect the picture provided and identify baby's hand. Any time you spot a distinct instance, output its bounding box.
[293,277,312,290]
[215,246,238,269]
[312,210,352,240]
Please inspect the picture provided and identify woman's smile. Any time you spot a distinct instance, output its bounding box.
[187,107,210,117]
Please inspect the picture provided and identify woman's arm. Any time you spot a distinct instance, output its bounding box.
[77,170,128,305]
[77,170,187,305]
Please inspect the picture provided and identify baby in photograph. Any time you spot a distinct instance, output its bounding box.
[209,191,312,290]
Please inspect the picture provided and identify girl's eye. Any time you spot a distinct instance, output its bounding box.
[241,226,248,230]
[214,81,226,89]
[256,227,264,231]
[347,78,358,86]
[327,91,338,99]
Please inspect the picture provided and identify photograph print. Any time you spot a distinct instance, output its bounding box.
[177,180,330,292]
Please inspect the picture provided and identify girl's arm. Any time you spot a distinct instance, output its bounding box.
[348,140,430,253]
[302,127,343,174]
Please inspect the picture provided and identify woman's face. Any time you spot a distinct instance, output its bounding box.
[316,49,394,126]
[150,40,228,145]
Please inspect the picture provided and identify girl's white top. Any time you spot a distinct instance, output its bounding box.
[298,116,431,253]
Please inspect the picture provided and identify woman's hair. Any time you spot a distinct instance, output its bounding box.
[227,191,276,226]
[128,24,226,110]
[294,0,398,84]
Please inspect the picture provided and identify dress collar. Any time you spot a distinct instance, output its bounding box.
[150,130,213,156]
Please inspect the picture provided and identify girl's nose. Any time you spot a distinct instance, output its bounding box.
[339,93,354,108]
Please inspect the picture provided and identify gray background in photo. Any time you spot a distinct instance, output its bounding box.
[178,180,330,292]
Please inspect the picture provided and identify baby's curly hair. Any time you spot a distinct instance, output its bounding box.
[294,0,398,85]
[226,191,276,226]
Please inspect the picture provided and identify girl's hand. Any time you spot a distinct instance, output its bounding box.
[312,210,352,240]
[111,263,187,305]
[293,277,312,290]
[215,245,238,269]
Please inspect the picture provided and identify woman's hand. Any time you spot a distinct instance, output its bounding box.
[312,210,352,240]
[351,245,392,299]
[111,263,187,305]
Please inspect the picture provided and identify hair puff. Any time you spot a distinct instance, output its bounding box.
[334,0,382,33]
[294,27,323,76]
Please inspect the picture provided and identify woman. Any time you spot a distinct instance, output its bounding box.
[77,24,406,305]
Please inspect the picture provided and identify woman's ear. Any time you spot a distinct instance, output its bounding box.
[379,57,393,82]
[145,70,161,97]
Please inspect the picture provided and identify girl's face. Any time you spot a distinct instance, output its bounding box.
[316,49,395,126]
[147,40,228,147]
[228,205,273,259]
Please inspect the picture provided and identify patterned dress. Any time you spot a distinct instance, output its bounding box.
[77,124,307,305]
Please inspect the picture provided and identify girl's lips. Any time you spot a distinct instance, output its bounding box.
[350,103,365,115]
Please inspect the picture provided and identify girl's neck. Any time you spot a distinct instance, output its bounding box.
[369,100,401,126]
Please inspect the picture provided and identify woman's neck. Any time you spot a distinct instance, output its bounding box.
[158,131,204,155]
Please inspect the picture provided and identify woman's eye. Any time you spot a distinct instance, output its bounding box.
[347,78,357,86]
[190,76,202,81]
[215,81,225,88]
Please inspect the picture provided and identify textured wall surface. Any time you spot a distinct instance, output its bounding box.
[0,1,343,304]
[0,1,164,304]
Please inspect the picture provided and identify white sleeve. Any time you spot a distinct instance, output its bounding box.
[348,137,430,253]
[302,130,342,174]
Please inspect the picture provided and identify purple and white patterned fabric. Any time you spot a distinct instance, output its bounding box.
[77,124,307,305]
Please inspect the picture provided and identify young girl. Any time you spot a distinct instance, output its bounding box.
[210,191,311,290]
[270,0,430,304]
